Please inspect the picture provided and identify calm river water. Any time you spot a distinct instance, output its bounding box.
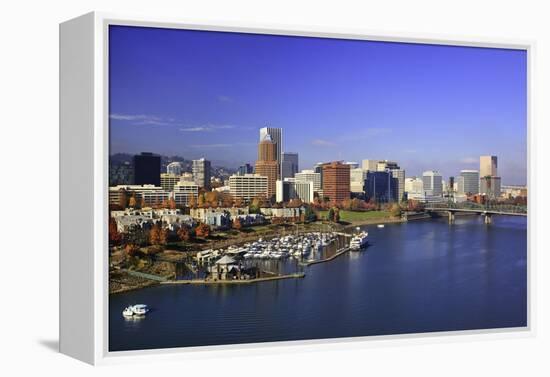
[109,215,527,351]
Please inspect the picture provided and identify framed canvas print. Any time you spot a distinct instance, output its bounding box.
[60,12,532,364]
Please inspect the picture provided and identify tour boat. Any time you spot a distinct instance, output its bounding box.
[350,232,369,251]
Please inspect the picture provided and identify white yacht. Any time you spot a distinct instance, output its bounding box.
[132,304,149,316]
[122,306,134,317]
[350,232,369,251]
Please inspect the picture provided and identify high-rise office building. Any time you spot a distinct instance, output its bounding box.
[377,160,399,172]
[361,159,379,172]
[237,163,254,176]
[405,177,424,199]
[322,161,350,203]
[350,168,368,193]
[192,158,211,189]
[229,174,268,200]
[166,161,183,176]
[133,152,161,186]
[259,127,283,176]
[460,170,480,195]
[480,176,502,199]
[281,152,299,179]
[480,155,498,178]
[173,181,199,206]
[422,170,443,197]
[295,169,322,192]
[109,161,134,186]
[389,168,405,201]
[364,171,398,202]
[276,179,314,203]
[255,134,278,197]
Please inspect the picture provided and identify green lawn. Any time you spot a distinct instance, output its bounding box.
[318,210,391,222]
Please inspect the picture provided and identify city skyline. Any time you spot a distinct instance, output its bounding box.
[109,25,527,184]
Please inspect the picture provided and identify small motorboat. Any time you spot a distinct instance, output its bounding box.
[122,306,134,317]
[132,304,149,316]
[377,224,385,228]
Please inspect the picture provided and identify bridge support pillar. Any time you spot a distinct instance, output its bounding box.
[448,211,455,224]
[484,213,492,224]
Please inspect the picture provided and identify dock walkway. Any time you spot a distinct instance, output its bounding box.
[160,272,305,285]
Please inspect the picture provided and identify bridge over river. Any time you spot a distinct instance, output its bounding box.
[423,202,527,224]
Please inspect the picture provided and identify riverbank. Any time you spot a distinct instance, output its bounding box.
[160,272,306,285]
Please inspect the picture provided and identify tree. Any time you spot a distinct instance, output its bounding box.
[327,207,335,222]
[333,207,340,222]
[232,217,243,231]
[124,243,140,257]
[159,227,169,245]
[140,197,146,209]
[195,223,210,238]
[390,203,402,218]
[128,194,137,208]
[188,195,197,209]
[125,225,148,247]
[205,191,219,207]
[304,206,317,223]
[177,226,190,242]
[168,197,177,209]
[109,217,122,245]
[149,224,161,245]
[198,192,206,208]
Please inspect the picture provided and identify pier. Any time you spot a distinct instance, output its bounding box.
[160,272,305,285]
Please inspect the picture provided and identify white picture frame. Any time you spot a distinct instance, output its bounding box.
[59,11,534,365]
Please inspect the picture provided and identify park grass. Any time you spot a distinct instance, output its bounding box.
[318,210,392,223]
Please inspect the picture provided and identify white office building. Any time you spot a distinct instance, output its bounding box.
[192,158,211,189]
[160,173,180,192]
[390,169,405,201]
[173,181,199,206]
[460,169,480,195]
[276,179,314,203]
[422,170,443,197]
[350,168,367,193]
[295,169,322,192]
[229,174,268,201]
[404,177,424,199]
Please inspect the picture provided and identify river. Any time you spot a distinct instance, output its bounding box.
[109,215,527,351]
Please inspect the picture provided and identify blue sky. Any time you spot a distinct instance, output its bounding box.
[109,25,527,184]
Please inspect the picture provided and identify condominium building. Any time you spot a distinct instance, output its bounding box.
[422,170,443,197]
[322,161,350,203]
[276,179,314,203]
[173,181,199,206]
[229,174,268,201]
[192,158,211,189]
[460,170,480,195]
[160,173,180,192]
[109,184,167,207]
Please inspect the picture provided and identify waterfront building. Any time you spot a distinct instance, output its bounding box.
[133,152,161,186]
[255,134,279,197]
[501,185,527,198]
[350,168,368,194]
[389,168,405,202]
[422,170,443,197]
[166,161,183,176]
[281,152,299,179]
[480,155,498,177]
[237,163,254,176]
[295,169,322,193]
[405,177,424,199]
[259,126,283,176]
[160,173,180,192]
[173,181,199,206]
[361,159,379,172]
[192,158,211,189]
[460,170,480,195]
[260,206,305,219]
[191,207,250,222]
[229,174,268,201]
[109,161,134,186]
[276,179,314,203]
[364,171,398,202]
[480,176,502,199]
[322,161,351,203]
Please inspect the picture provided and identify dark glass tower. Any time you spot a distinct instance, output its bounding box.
[133,152,161,186]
